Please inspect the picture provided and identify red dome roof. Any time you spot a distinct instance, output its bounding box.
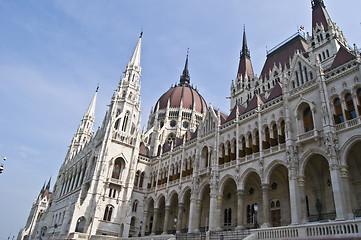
[155,85,207,114]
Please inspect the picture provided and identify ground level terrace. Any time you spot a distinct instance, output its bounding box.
[138,139,361,237]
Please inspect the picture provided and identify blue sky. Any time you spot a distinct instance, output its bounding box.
[0,0,360,238]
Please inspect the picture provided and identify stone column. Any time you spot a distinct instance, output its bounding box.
[163,206,170,234]
[261,184,271,228]
[177,203,184,233]
[209,187,218,231]
[287,167,302,225]
[77,168,85,187]
[188,197,197,233]
[151,208,159,235]
[330,165,348,220]
[340,167,354,219]
[195,200,202,232]
[141,211,148,236]
[236,190,245,229]
[298,176,307,223]
[216,195,223,230]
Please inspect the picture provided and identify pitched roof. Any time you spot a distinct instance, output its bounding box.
[139,142,149,156]
[220,112,228,124]
[312,0,332,33]
[267,82,283,102]
[225,104,246,123]
[330,46,356,69]
[261,34,308,80]
[245,95,266,112]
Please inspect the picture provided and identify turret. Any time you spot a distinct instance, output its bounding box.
[65,87,98,163]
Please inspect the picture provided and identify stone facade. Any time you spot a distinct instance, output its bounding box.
[19,1,361,239]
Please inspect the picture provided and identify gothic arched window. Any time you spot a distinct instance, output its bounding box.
[272,123,278,146]
[103,205,114,221]
[303,107,314,132]
[112,158,122,180]
[345,93,356,120]
[134,170,140,187]
[333,98,344,124]
[139,172,144,188]
[264,127,270,149]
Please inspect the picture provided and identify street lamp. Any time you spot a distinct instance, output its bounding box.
[138,221,143,237]
[253,203,259,229]
[173,216,178,234]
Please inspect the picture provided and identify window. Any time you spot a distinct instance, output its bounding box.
[303,107,314,132]
[170,120,176,127]
[167,133,175,144]
[108,188,116,198]
[122,112,129,132]
[272,123,278,146]
[326,49,330,58]
[112,158,122,179]
[304,67,309,82]
[295,71,300,86]
[224,208,232,226]
[248,134,253,155]
[240,136,246,157]
[114,118,120,130]
[345,93,356,120]
[333,98,344,124]
[134,171,140,187]
[103,205,114,221]
[298,62,304,84]
[264,127,271,149]
[358,89,361,116]
[132,201,138,212]
[139,172,144,188]
[183,121,189,128]
[254,131,260,153]
[280,120,285,144]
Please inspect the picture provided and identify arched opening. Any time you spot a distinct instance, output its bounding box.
[333,98,344,124]
[75,216,86,233]
[240,136,246,157]
[231,139,236,160]
[219,144,225,165]
[139,172,145,188]
[200,185,210,232]
[247,133,253,155]
[264,127,271,149]
[169,193,179,234]
[112,158,124,180]
[268,165,290,226]
[134,170,140,187]
[145,199,154,236]
[272,123,278,146]
[345,93,356,120]
[304,154,335,222]
[201,146,209,169]
[129,217,136,237]
[244,172,262,228]
[280,120,285,144]
[181,189,191,233]
[221,178,237,230]
[156,196,166,235]
[346,141,361,217]
[103,205,114,222]
[303,107,314,132]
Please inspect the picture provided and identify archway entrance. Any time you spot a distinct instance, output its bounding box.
[181,189,191,233]
[221,178,237,230]
[200,184,210,232]
[304,154,335,221]
[244,172,262,228]
[145,199,154,236]
[268,164,290,226]
[168,193,179,234]
[346,141,361,217]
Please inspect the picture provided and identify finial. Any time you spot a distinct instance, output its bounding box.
[140,29,143,38]
[96,84,99,92]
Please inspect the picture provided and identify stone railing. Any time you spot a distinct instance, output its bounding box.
[335,116,361,132]
[297,129,319,143]
[253,219,361,239]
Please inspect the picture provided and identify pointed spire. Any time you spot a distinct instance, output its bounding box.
[40,182,46,195]
[127,32,142,69]
[241,25,250,58]
[180,49,190,86]
[311,0,332,33]
[238,26,254,80]
[84,87,98,118]
[46,177,51,190]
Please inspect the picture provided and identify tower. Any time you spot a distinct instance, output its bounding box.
[65,88,98,163]
[231,27,255,109]
[308,0,350,68]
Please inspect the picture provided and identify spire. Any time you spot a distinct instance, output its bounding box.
[84,87,98,118]
[46,177,51,190]
[179,49,190,86]
[127,32,142,69]
[311,0,332,33]
[241,25,250,58]
[237,27,254,80]
[40,182,46,195]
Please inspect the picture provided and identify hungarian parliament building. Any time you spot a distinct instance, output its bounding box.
[18,1,361,239]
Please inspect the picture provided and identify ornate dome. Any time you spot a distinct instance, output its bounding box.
[155,84,207,113]
[154,54,207,114]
